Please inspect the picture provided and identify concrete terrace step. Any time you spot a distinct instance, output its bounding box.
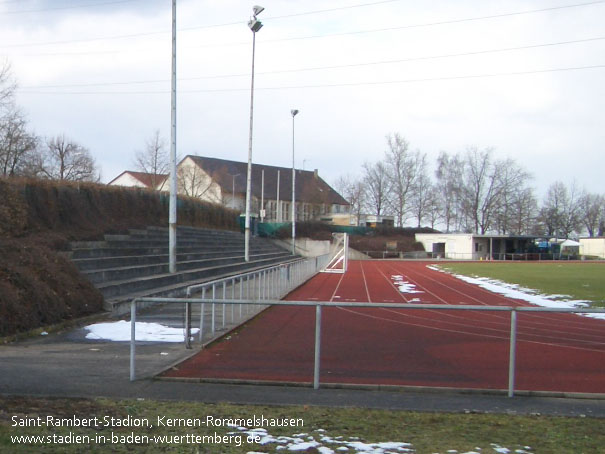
[71,249,257,271]
[68,242,282,260]
[67,225,297,315]
[98,254,293,300]
[104,256,300,315]
[83,251,290,284]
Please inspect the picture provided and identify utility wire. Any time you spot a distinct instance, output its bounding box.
[0,0,142,15]
[259,0,605,44]
[17,64,605,95]
[18,36,605,89]
[2,0,603,49]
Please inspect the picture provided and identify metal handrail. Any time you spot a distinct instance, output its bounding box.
[179,254,331,346]
[129,297,605,397]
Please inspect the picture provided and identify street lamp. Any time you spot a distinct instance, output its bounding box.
[244,5,264,262]
[291,109,299,255]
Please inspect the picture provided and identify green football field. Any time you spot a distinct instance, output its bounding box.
[438,262,605,307]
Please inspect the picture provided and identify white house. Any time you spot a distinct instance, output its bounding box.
[415,233,539,260]
[108,170,167,189]
[109,155,350,224]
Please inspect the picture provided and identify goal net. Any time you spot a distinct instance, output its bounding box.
[321,232,349,274]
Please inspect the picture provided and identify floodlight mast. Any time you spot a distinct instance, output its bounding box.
[244,5,264,262]
[169,0,177,274]
[291,109,299,255]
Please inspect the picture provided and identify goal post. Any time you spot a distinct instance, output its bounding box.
[321,232,349,274]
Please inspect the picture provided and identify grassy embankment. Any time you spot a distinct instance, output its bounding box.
[438,262,605,307]
[1,396,603,454]
[0,177,239,338]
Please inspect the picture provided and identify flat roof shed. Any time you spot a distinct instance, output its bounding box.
[415,233,540,260]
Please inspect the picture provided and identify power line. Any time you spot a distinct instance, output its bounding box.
[17,64,605,95]
[18,36,605,89]
[2,0,603,50]
[0,0,142,15]
[260,0,605,44]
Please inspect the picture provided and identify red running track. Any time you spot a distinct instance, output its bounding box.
[162,261,605,394]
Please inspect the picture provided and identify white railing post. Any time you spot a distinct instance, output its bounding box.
[199,287,206,343]
[129,299,136,381]
[222,281,227,329]
[314,304,322,390]
[212,284,216,334]
[508,309,518,398]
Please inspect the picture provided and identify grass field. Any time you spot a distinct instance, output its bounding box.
[1,396,603,454]
[438,262,605,307]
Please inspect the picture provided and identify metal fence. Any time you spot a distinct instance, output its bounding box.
[129,296,605,397]
[180,254,330,347]
[368,251,604,261]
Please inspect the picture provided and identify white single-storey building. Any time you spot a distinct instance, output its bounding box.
[415,233,540,260]
[579,237,605,259]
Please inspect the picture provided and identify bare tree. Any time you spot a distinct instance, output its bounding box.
[41,135,99,182]
[578,192,604,237]
[494,159,533,234]
[0,60,16,112]
[409,154,432,228]
[133,130,169,190]
[539,181,583,238]
[384,134,423,227]
[424,186,442,230]
[362,160,389,216]
[435,151,463,232]
[458,147,506,234]
[0,107,39,177]
[508,187,538,235]
[177,163,219,201]
[334,173,364,224]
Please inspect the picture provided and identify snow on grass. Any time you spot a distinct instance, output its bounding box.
[84,320,199,342]
[231,426,532,454]
[427,265,605,321]
[391,275,423,295]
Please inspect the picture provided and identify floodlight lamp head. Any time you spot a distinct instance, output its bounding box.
[252,5,265,16]
[248,18,263,32]
[291,109,299,117]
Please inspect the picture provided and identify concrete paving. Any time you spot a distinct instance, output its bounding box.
[1,313,605,418]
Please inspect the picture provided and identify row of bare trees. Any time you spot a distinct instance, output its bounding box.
[336,133,604,238]
[0,62,99,182]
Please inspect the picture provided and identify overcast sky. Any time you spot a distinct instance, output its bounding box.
[2,0,604,197]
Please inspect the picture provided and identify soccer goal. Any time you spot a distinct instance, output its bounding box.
[321,232,349,274]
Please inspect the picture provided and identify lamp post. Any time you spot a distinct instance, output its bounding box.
[244,5,264,262]
[291,109,299,255]
[168,0,177,273]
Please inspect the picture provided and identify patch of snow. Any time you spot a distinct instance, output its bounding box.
[234,426,413,454]
[391,275,423,295]
[84,320,199,342]
[238,426,531,454]
[428,265,605,321]
[452,274,605,320]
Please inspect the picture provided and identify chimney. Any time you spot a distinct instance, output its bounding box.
[314,169,319,179]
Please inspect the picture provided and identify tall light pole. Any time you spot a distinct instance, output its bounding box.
[291,109,299,255]
[244,5,264,262]
[169,0,177,273]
